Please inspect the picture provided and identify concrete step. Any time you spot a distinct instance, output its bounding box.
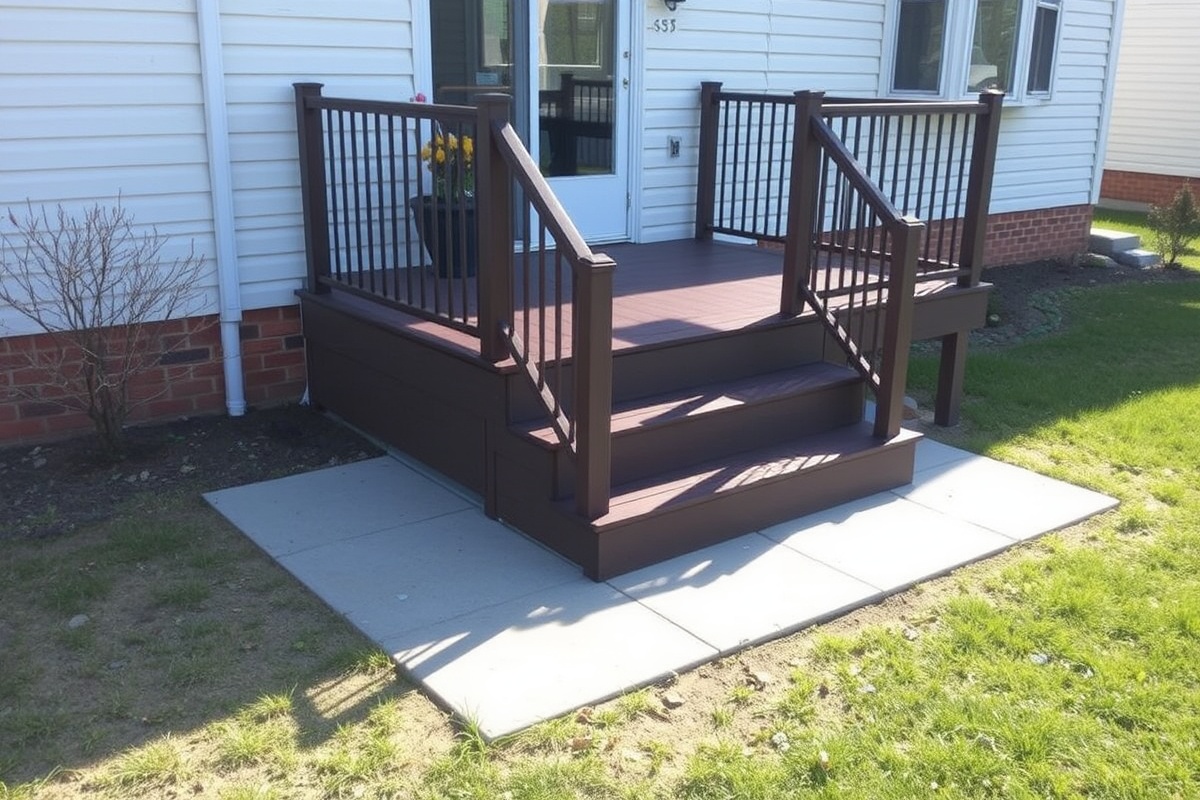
[1112,248,1162,269]
[1089,227,1141,256]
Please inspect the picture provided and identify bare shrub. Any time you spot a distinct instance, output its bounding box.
[1148,183,1200,268]
[0,202,209,453]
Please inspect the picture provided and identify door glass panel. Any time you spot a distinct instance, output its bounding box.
[537,0,615,177]
[431,0,515,107]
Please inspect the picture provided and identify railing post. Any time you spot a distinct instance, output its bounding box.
[958,90,1004,288]
[695,81,722,241]
[475,93,514,363]
[874,217,923,439]
[294,82,330,294]
[573,254,615,520]
[781,90,825,316]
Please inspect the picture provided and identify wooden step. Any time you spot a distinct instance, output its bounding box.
[583,423,921,580]
[516,362,866,487]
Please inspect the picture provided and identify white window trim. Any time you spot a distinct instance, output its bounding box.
[880,0,1062,105]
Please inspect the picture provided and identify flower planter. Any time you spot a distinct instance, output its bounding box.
[408,195,478,278]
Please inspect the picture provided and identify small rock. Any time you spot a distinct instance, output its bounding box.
[569,735,593,752]
[33,457,48,469]
[903,627,920,641]
[661,691,686,709]
[746,670,774,690]
[179,464,196,474]
[902,396,919,420]
[769,731,790,752]
[139,470,150,481]
[859,682,877,694]
[1029,652,1050,665]
[107,660,128,671]
[67,614,90,629]
[818,749,831,771]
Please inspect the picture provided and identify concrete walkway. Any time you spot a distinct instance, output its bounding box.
[206,438,1116,739]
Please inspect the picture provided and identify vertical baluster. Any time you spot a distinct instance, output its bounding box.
[538,224,547,392]
[949,113,972,270]
[936,113,960,268]
[368,113,382,295]
[718,100,731,230]
[522,198,532,360]
[733,100,746,232]
[889,114,905,208]
[813,149,832,294]
[553,244,564,421]
[388,115,400,301]
[460,121,473,323]
[903,114,918,216]
[349,111,364,286]
[878,114,892,206]
[413,117,428,309]
[923,114,946,264]
[752,101,765,237]
[915,113,932,228]
[339,111,355,285]
[326,108,343,282]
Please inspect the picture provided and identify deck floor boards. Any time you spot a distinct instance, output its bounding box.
[321,238,970,363]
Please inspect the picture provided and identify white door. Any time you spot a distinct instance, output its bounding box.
[524,0,631,243]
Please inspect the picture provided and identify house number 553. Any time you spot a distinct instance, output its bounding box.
[651,18,678,33]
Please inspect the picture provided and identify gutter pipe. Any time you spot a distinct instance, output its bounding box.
[196,0,246,416]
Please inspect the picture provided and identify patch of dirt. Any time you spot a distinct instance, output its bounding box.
[969,258,1198,348]
[0,404,382,540]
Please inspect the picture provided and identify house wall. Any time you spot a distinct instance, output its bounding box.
[636,0,1120,263]
[1102,0,1200,205]
[0,0,416,443]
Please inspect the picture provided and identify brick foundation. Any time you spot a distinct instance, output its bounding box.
[982,203,1094,267]
[0,305,305,446]
[1101,169,1196,207]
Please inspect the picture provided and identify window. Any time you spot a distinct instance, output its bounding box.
[885,0,1062,101]
[1027,0,1062,94]
[892,0,947,93]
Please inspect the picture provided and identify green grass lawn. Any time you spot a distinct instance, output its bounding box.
[1094,207,1200,270]
[4,275,1200,799]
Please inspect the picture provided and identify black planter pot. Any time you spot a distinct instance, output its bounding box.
[408,195,478,278]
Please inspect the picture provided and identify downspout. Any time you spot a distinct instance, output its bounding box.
[1092,0,1127,205]
[196,0,246,416]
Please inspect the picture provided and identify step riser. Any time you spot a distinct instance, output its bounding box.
[548,380,865,494]
[507,317,830,423]
[591,434,918,580]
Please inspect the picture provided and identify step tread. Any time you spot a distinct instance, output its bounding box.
[590,423,921,528]
[517,361,861,445]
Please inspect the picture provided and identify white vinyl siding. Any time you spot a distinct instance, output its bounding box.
[636,0,1118,242]
[1104,0,1200,179]
[0,1,214,335]
[218,0,416,311]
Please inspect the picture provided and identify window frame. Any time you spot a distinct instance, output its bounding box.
[881,0,1063,104]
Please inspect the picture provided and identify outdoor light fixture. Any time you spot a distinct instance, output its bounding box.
[663,0,686,10]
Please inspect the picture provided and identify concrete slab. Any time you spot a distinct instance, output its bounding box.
[1089,227,1141,256]
[895,456,1119,541]
[763,493,1013,592]
[384,580,717,738]
[276,508,581,643]
[204,457,471,557]
[1113,248,1162,269]
[208,440,1118,740]
[610,533,881,653]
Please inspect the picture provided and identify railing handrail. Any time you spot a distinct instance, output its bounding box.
[304,94,478,124]
[809,118,906,227]
[487,117,614,520]
[822,100,988,117]
[491,121,598,269]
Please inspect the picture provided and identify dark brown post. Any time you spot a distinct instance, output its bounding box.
[780,90,825,316]
[874,217,922,439]
[936,90,1001,426]
[294,82,331,294]
[934,330,969,426]
[475,94,514,363]
[695,81,722,241]
[958,90,1004,288]
[573,254,615,519]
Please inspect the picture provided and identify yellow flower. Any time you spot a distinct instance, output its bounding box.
[462,136,474,160]
[435,148,446,164]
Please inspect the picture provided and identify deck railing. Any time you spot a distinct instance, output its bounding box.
[489,121,615,519]
[294,84,485,332]
[697,83,1002,288]
[295,83,613,519]
[697,83,1002,437]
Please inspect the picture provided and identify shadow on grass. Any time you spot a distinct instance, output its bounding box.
[0,489,444,788]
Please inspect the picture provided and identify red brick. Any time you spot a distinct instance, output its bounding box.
[0,417,50,440]
[145,397,197,418]
[167,378,215,400]
[262,350,305,370]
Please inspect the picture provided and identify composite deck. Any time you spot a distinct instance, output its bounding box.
[315,238,988,361]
